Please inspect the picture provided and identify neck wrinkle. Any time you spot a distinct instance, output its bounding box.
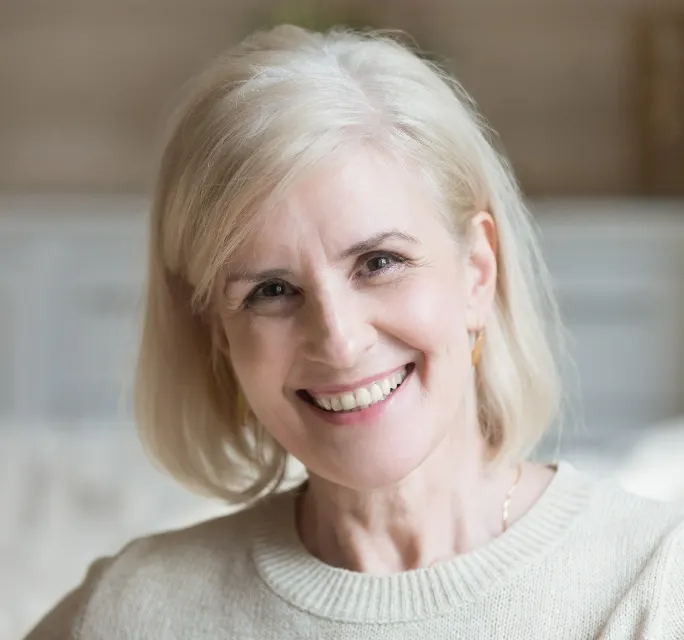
[295,436,520,575]
[252,461,591,623]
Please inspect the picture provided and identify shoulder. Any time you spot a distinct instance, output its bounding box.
[562,461,684,565]
[25,492,289,639]
[93,493,280,594]
[112,501,261,572]
[576,473,684,638]
[656,518,684,636]
[583,468,684,542]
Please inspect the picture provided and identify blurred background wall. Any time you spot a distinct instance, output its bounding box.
[2,0,683,195]
[1,1,683,637]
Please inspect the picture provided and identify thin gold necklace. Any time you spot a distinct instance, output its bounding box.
[502,463,523,532]
[296,463,524,536]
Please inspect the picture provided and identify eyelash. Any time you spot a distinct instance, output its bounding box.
[244,251,409,307]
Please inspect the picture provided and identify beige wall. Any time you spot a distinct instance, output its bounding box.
[1,0,681,195]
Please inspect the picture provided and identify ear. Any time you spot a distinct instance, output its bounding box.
[464,211,498,331]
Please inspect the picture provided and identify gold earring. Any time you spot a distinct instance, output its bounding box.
[471,328,485,367]
[235,389,248,421]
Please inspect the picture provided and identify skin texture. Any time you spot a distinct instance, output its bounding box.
[217,149,554,574]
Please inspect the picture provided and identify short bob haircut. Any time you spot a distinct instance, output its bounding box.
[135,25,566,505]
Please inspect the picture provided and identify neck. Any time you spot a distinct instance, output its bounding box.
[296,431,522,575]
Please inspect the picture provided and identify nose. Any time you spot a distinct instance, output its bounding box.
[300,288,376,369]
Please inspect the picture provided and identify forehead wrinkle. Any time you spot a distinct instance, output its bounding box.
[224,207,335,288]
[225,148,430,283]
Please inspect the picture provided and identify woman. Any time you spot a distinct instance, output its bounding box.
[27,25,684,639]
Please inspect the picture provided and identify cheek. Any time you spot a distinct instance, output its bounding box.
[391,272,469,354]
[221,316,292,400]
[387,271,472,410]
[222,317,307,454]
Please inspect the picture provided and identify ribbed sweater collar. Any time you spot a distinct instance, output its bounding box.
[252,461,592,623]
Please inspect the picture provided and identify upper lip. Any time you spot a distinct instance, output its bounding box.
[302,364,410,396]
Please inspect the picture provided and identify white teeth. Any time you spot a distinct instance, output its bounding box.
[355,387,372,408]
[341,393,356,411]
[370,384,384,403]
[310,366,410,413]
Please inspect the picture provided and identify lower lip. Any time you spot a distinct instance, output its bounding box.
[301,365,413,426]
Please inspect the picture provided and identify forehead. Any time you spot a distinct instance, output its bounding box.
[233,150,440,265]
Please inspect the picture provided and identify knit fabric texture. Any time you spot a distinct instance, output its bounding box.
[25,462,684,639]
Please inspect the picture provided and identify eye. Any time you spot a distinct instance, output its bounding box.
[367,255,392,272]
[359,252,406,278]
[245,280,296,306]
[258,282,287,297]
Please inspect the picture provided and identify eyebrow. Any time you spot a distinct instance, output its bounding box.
[224,229,419,286]
[224,267,291,286]
[338,230,419,260]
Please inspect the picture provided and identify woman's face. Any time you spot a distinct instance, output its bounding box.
[218,150,496,489]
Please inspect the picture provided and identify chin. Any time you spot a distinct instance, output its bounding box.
[311,430,441,492]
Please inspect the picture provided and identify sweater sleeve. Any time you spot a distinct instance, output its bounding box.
[659,521,684,639]
[22,556,114,640]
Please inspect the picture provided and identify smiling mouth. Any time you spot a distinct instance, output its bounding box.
[297,363,414,413]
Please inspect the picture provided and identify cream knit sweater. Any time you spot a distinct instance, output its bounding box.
[25,462,684,639]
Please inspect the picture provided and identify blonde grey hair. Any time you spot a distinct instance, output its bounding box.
[135,24,566,504]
